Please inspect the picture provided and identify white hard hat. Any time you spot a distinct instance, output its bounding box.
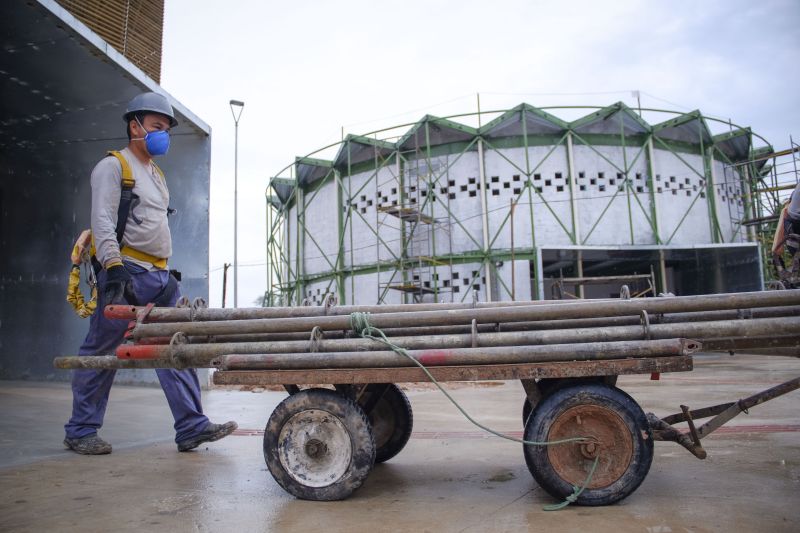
[123,92,178,128]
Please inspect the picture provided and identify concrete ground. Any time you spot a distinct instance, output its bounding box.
[0,353,797,533]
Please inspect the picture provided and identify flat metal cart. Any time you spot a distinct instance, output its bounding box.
[213,355,698,504]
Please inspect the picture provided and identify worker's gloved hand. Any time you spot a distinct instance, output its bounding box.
[103,264,137,305]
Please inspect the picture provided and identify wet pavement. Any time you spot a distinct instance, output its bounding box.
[0,352,798,532]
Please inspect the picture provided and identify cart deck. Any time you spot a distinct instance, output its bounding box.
[212,355,692,386]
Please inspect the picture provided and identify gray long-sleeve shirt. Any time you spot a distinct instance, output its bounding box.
[91,147,172,269]
[788,181,800,220]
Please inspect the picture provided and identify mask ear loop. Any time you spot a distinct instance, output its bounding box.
[130,116,147,142]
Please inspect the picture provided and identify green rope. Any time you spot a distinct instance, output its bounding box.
[542,456,600,511]
[349,311,599,510]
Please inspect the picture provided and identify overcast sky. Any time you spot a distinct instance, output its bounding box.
[160,0,800,308]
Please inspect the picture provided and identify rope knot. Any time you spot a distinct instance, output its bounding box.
[349,311,372,336]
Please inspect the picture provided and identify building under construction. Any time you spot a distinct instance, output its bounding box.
[266,104,793,307]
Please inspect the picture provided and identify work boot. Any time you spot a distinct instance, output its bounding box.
[63,434,112,455]
[177,421,238,452]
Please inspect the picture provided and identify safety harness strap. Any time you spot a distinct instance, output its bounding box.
[120,245,168,270]
[107,150,137,245]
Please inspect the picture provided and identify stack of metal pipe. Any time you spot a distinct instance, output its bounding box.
[53,290,800,371]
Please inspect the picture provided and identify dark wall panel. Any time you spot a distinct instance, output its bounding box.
[0,2,210,383]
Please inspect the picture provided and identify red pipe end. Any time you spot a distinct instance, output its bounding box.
[116,344,166,360]
[104,305,140,320]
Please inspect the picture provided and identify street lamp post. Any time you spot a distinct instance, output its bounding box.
[229,99,244,308]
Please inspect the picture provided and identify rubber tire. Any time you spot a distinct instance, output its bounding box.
[264,388,376,501]
[523,383,653,506]
[365,384,414,463]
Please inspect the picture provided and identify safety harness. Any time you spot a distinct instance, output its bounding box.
[67,150,171,317]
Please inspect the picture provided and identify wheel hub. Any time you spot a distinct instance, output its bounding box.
[547,405,634,489]
[305,438,328,458]
[278,409,353,488]
[579,440,599,459]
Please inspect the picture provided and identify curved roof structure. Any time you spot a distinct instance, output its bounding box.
[271,102,769,195]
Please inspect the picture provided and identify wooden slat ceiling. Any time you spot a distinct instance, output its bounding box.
[56,0,164,83]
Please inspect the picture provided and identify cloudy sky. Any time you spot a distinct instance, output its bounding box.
[160,0,800,307]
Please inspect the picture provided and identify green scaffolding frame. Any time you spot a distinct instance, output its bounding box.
[264,103,770,306]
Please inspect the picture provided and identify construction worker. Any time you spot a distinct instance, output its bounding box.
[63,92,237,455]
[772,181,800,283]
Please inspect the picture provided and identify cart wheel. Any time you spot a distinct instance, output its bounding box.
[523,383,653,506]
[522,378,616,427]
[366,384,413,463]
[523,398,533,427]
[264,388,376,501]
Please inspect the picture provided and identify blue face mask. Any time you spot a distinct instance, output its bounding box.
[135,117,170,156]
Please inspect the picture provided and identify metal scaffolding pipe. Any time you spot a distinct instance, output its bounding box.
[142,305,800,345]
[53,356,174,370]
[54,335,797,371]
[700,335,800,352]
[104,298,572,322]
[211,338,699,370]
[118,315,800,364]
[130,290,800,340]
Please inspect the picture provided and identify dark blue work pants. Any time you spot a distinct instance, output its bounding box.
[64,263,209,443]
